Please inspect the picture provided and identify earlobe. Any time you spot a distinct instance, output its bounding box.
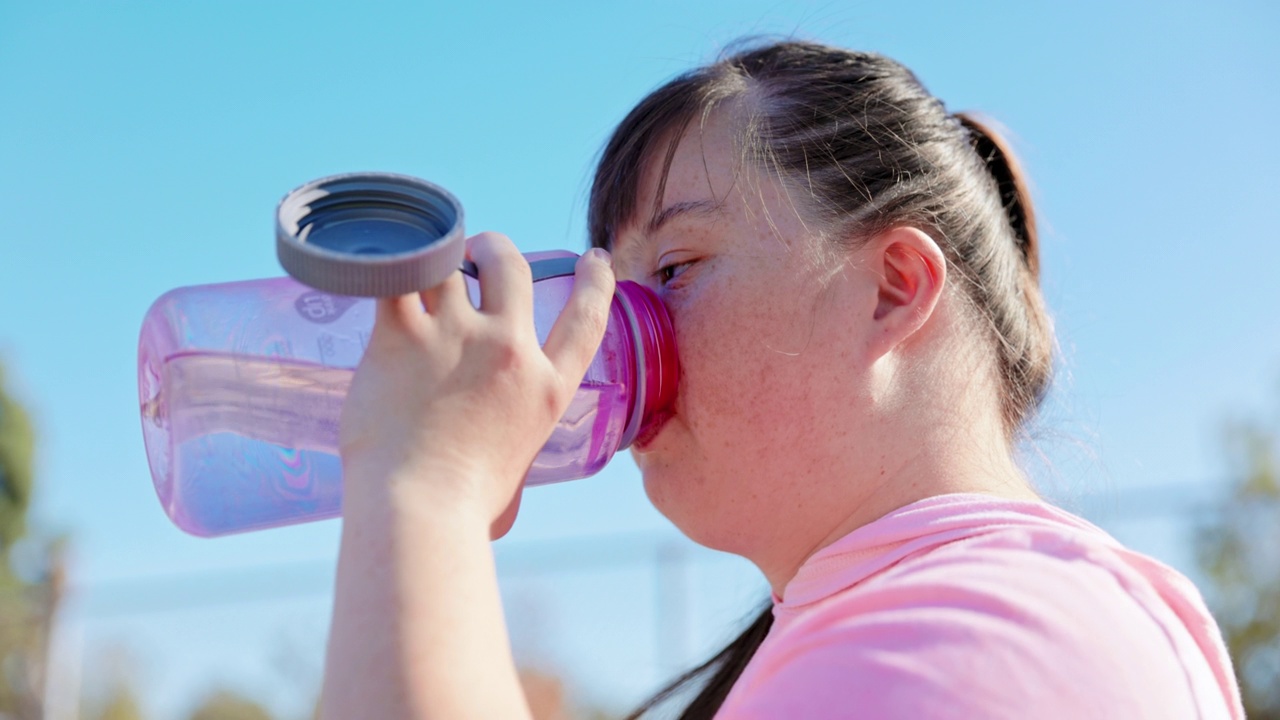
[867,227,946,357]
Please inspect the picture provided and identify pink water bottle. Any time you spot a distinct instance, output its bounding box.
[137,173,677,537]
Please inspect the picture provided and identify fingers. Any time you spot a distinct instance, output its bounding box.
[388,233,531,327]
[373,294,426,335]
[467,232,533,318]
[419,268,471,318]
[543,249,615,381]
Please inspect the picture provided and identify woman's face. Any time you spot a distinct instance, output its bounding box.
[609,112,882,562]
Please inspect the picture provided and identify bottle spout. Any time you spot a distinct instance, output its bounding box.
[614,281,679,449]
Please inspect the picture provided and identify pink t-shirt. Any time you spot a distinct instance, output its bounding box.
[716,493,1244,719]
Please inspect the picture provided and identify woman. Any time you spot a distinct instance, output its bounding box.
[319,41,1244,719]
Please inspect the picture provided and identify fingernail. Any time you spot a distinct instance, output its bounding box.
[585,248,612,265]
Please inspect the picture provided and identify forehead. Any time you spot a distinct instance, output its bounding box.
[649,110,743,206]
[611,111,744,261]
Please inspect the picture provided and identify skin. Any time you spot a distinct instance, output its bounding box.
[611,109,1039,591]
[321,237,615,719]
[319,108,1038,718]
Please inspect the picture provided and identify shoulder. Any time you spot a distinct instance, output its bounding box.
[720,526,1206,720]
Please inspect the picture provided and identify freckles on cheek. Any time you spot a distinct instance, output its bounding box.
[676,310,767,438]
[670,298,742,392]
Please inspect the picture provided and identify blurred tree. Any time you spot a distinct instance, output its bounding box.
[1195,396,1280,718]
[186,689,275,720]
[82,645,146,720]
[90,681,146,720]
[0,362,65,719]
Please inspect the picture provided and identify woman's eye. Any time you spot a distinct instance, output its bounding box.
[656,261,692,286]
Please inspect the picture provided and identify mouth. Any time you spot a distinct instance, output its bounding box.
[631,408,674,452]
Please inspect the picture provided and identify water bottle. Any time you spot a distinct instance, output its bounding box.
[137,173,678,537]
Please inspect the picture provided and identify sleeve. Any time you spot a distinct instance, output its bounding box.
[715,540,1203,720]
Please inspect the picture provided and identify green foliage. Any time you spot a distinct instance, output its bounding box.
[186,689,276,720]
[1195,402,1280,718]
[0,362,290,720]
[0,364,34,564]
[0,361,61,719]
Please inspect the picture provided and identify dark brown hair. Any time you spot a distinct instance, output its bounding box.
[593,40,1054,719]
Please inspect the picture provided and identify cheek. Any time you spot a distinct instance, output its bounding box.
[641,274,839,548]
[671,276,821,453]
[671,291,754,418]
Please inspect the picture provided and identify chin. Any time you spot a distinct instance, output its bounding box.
[641,468,744,554]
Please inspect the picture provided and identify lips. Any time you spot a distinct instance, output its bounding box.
[632,407,674,451]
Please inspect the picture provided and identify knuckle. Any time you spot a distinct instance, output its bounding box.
[475,325,527,376]
[537,376,564,421]
[496,249,532,287]
[471,231,515,259]
[490,334,524,372]
[470,232,532,284]
[511,252,533,282]
[469,230,505,249]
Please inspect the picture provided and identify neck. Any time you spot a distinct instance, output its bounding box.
[757,354,1038,598]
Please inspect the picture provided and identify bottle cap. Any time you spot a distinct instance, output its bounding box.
[276,172,466,297]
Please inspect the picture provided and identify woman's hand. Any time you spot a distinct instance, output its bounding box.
[320,234,613,720]
[338,232,615,535]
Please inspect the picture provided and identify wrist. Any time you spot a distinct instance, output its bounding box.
[341,458,494,530]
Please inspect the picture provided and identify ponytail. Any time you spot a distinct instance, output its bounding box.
[953,111,1054,428]
[625,604,773,720]
[955,112,1041,279]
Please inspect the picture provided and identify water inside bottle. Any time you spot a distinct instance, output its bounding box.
[156,351,630,536]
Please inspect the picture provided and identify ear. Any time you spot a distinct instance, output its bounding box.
[865,226,946,359]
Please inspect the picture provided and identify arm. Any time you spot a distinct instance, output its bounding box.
[319,234,615,719]
[321,474,525,719]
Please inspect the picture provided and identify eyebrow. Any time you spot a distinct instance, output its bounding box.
[646,199,722,235]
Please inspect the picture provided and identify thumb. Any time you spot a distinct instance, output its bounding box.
[542,249,615,382]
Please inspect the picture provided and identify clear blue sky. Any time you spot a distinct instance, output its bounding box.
[2,1,1278,717]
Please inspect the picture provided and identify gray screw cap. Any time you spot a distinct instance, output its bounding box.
[276,172,467,297]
